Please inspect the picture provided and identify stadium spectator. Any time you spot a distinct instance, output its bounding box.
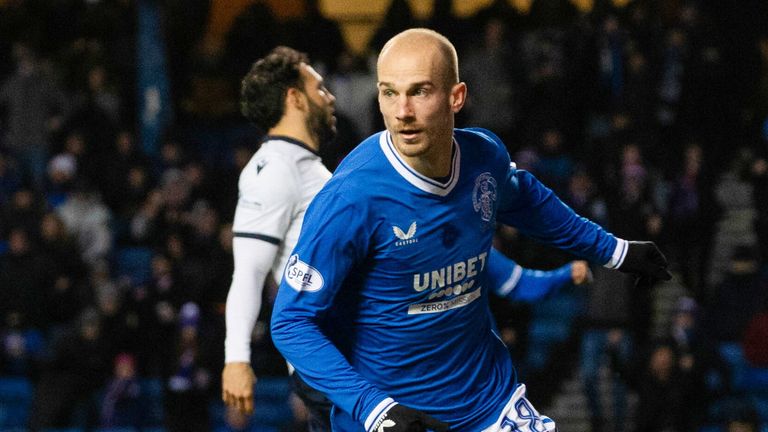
[633,340,684,432]
[0,227,49,330]
[743,297,768,367]
[703,245,767,342]
[664,142,719,297]
[285,0,346,76]
[562,167,609,228]
[668,296,729,431]
[0,151,23,207]
[0,42,70,189]
[724,401,762,432]
[580,267,636,432]
[97,129,153,216]
[0,312,45,377]
[368,0,417,53]
[423,0,470,49]
[38,211,89,332]
[0,188,45,239]
[750,147,768,264]
[99,352,143,428]
[534,126,575,196]
[29,308,112,429]
[163,302,214,432]
[56,179,113,266]
[45,152,77,208]
[460,16,519,148]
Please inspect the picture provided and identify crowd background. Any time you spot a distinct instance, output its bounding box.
[1,0,768,431]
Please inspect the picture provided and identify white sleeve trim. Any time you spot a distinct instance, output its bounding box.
[224,236,279,363]
[604,238,629,269]
[497,264,523,296]
[365,398,396,432]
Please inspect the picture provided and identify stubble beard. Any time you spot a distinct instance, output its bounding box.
[306,98,336,148]
[393,136,429,158]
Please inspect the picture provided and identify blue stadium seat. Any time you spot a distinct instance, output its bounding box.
[0,377,33,428]
[0,377,33,401]
[250,427,279,432]
[254,377,291,400]
[719,342,747,368]
[253,377,292,427]
[252,403,292,426]
[522,285,586,373]
[752,395,768,422]
[719,343,749,392]
[95,428,138,432]
[213,425,279,432]
[708,397,733,421]
[139,378,164,426]
[709,395,768,424]
[211,399,290,430]
[716,343,768,395]
[0,404,28,428]
[532,293,583,319]
[114,247,154,286]
[525,341,553,372]
[529,320,571,343]
[740,367,768,394]
[39,429,83,432]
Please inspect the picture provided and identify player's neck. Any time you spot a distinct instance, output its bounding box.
[268,121,319,152]
[403,139,453,178]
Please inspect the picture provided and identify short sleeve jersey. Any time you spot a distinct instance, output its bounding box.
[232,136,331,282]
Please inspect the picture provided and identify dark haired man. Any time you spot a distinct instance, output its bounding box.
[221,46,336,420]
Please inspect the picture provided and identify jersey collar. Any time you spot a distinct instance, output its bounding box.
[379,130,460,197]
[262,135,320,157]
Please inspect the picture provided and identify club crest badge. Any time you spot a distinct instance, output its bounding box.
[472,172,497,227]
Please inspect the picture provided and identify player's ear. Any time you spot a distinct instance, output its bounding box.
[449,82,467,113]
[286,87,306,112]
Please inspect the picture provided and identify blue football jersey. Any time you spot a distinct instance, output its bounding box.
[487,252,575,303]
[272,128,621,431]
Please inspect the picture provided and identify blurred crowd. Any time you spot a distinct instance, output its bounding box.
[1,0,768,431]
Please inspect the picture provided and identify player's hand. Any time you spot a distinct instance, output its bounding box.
[618,241,672,281]
[222,362,256,416]
[375,404,450,432]
[570,260,592,285]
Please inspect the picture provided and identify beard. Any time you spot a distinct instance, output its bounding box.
[305,97,337,147]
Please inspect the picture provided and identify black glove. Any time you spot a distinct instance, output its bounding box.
[374,404,451,432]
[618,241,672,281]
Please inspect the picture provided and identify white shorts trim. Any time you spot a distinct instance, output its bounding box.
[481,384,557,432]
